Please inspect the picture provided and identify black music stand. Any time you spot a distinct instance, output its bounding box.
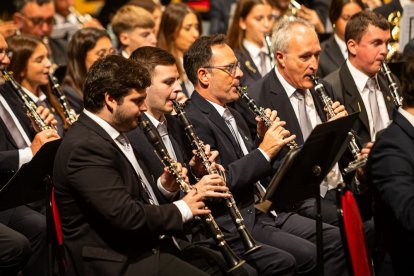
[0,139,62,210]
[256,113,359,276]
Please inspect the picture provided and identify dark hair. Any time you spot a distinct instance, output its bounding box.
[402,54,414,108]
[329,0,364,24]
[183,34,227,85]
[7,34,67,128]
[63,28,111,97]
[157,3,202,79]
[345,10,390,43]
[14,0,52,12]
[227,0,267,53]
[83,55,151,112]
[130,46,176,75]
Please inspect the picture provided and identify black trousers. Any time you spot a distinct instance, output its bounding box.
[0,206,47,276]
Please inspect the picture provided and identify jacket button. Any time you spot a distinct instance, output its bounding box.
[247,209,253,214]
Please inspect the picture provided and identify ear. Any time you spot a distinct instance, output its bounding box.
[119,32,130,47]
[275,51,286,68]
[104,92,116,112]
[239,18,246,31]
[197,68,210,86]
[13,13,24,29]
[347,39,357,57]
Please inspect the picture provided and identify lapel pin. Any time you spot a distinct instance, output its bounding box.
[387,96,391,102]
[245,61,257,74]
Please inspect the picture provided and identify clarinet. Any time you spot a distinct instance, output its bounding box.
[48,73,77,125]
[380,62,402,107]
[310,76,366,174]
[264,33,275,66]
[172,100,262,255]
[236,86,299,150]
[138,117,245,271]
[1,69,54,131]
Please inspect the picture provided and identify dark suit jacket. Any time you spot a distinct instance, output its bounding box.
[324,64,396,145]
[0,83,35,175]
[318,35,346,78]
[236,48,263,88]
[209,0,236,35]
[62,85,83,114]
[248,69,334,146]
[53,113,184,275]
[367,109,414,275]
[185,91,276,231]
[374,0,403,18]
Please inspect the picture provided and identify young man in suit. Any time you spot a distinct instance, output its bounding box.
[367,54,414,276]
[0,33,60,276]
[183,33,349,276]
[324,10,396,145]
[53,55,235,276]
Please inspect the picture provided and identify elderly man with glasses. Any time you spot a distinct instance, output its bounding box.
[13,0,69,67]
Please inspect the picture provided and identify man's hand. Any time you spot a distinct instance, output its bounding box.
[31,106,58,132]
[355,142,374,181]
[189,144,221,177]
[328,101,348,121]
[259,120,296,159]
[297,5,325,33]
[257,108,277,140]
[193,174,230,196]
[181,189,211,216]
[160,162,188,192]
[30,129,60,155]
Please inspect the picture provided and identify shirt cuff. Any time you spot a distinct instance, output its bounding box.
[18,147,33,169]
[173,200,193,223]
[258,148,271,162]
[157,177,179,200]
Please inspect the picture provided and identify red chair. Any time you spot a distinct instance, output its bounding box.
[337,184,373,276]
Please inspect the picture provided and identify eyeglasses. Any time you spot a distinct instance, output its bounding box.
[19,13,55,26]
[0,48,12,60]
[204,61,240,77]
[95,48,117,59]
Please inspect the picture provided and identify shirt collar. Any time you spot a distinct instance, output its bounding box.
[399,107,414,128]
[274,66,299,98]
[346,60,378,93]
[207,99,227,117]
[333,33,348,59]
[144,112,166,128]
[83,109,120,141]
[243,39,268,58]
[22,86,47,103]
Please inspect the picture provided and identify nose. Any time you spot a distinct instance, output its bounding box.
[309,55,319,72]
[235,64,243,78]
[1,54,10,66]
[173,79,182,92]
[139,101,148,112]
[149,33,157,46]
[191,27,200,40]
[44,56,52,68]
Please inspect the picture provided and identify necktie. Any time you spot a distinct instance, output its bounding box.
[0,101,27,148]
[157,121,177,160]
[116,133,158,205]
[259,51,268,76]
[294,90,313,141]
[366,78,384,137]
[222,108,249,155]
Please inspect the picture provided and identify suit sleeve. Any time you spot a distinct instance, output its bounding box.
[370,132,414,232]
[65,138,184,235]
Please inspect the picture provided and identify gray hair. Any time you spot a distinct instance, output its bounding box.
[271,17,314,62]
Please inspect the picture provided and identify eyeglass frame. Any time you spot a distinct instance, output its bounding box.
[18,13,55,26]
[203,61,241,77]
[0,48,12,60]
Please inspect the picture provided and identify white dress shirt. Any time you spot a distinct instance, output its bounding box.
[243,39,272,76]
[333,34,348,59]
[347,60,391,140]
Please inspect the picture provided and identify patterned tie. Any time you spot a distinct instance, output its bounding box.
[294,89,313,141]
[259,51,268,76]
[157,121,177,160]
[366,78,384,138]
[222,108,249,155]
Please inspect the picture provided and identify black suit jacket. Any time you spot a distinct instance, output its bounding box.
[236,48,263,88]
[318,35,346,78]
[374,0,403,18]
[324,64,396,145]
[209,0,236,35]
[185,91,277,231]
[248,69,333,146]
[53,113,184,275]
[367,109,414,275]
[0,83,35,175]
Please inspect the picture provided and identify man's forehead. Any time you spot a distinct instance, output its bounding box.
[22,1,55,14]
[211,44,236,63]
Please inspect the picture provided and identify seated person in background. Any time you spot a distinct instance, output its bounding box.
[0,32,59,276]
[111,5,157,59]
[318,0,364,77]
[62,27,114,113]
[367,54,414,276]
[127,0,163,36]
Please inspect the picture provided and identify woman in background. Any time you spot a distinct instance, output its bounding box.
[8,35,66,134]
[227,0,274,87]
[318,0,364,77]
[62,27,114,113]
[157,3,201,98]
